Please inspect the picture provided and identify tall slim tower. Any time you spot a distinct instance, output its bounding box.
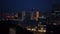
[35,10,39,21]
[31,11,34,20]
[22,10,26,21]
[31,8,35,20]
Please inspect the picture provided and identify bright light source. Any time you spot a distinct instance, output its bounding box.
[27,28,31,30]
[38,29,46,32]
[31,29,34,31]
[44,30,46,32]
[31,28,36,31]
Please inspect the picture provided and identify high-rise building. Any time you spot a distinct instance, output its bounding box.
[22,10,26,21]
[31,11,35,20]
[22,10,26,17]
[25,12,31,21]
[31,8,35,20]
[35,11,39,21]
[48,4,60,25]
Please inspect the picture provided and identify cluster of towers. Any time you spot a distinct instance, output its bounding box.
[1,8,44,21]
[21,9,41,21]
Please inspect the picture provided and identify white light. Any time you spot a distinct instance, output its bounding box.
[27,28,31,30]
[44,25,46,26]
[32,29,34,31]
[54,11,60,12]
[40,16,44,18]
[53,23,57,25]
[31,28,36,31]
[38,29,46,32]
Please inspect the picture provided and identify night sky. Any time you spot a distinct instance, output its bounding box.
[1,0,60,12]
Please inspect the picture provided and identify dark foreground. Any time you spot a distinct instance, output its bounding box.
[46,25,60,34]
[0,20,33,34]
[0,20,60,34]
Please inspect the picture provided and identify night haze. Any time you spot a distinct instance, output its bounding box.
[1,0,60,12]
[0,0,60,34]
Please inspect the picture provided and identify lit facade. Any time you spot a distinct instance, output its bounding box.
[22,10,26,21]
[31,11,34,20]
[35,11,39,21]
